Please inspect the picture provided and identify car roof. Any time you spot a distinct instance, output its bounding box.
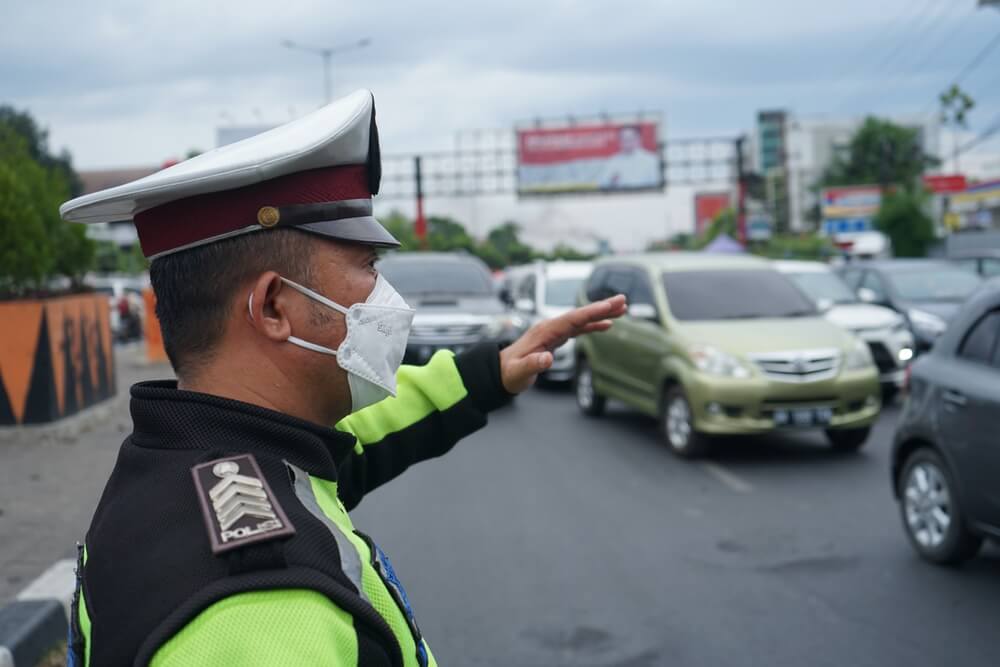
[771,260,829,273]
[542,260,593,279]
[597,252,770,273]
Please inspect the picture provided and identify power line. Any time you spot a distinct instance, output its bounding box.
[953,110,1000,157]
[833,0,943,113]
[921,28,1000,117]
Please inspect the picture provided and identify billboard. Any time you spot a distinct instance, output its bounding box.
[694,191,732,236]
[820,185,882,236]
[516,122,662,195]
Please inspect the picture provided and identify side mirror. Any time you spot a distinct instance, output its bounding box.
[816,297,834,313]
[628,303,658,321]
[514,298,536,313]
[857,287,877,303]
[498,287,513,306]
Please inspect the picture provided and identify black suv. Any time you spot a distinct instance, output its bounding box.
[377,252,525,364]
[891,278,1000,564]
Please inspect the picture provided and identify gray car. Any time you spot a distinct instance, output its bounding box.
[377,252,526,364]
[839,260,982,352]
[891,277,1000,564]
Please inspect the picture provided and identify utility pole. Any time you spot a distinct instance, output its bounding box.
[735,135,748,245]
[414,156,427,248]
[281,38,371,105]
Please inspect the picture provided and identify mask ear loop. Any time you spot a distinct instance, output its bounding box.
[248,292,255,321]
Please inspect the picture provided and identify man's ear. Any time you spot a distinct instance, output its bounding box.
[246,272,293,342]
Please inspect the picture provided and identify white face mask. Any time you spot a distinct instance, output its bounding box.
[249,274,415,413]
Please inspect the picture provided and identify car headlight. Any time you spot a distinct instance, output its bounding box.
[484,314,526,339]
[688,344,751,378]
[907,309,947,338]
[845,338,874,371]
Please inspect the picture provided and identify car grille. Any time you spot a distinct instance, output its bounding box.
[410,323,486,340]
[867,342,896,373]
[748,349,840,383]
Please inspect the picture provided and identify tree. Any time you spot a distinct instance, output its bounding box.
[0,107,93,296]
[695,208,737,248]
[874,189,935,258]
[485,222,535,265]
[427,216,475,252]
[820,117,936,189]
[939,84,975,171]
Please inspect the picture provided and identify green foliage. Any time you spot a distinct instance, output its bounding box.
[939,84,975,129]
[820,117,936,188]
[874,189,935,258]
[94,241,149,274]
[691,207,737,249]
[0,106,94,297]
[377,212,593,269]
[750,234,836,260]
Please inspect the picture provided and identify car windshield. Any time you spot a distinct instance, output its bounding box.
[377,259,494,297]
[884,268,981,301]
[787,271,857,305]
[545,277,584,306]
[662,269,819,320]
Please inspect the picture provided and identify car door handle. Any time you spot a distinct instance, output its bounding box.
[942,389,967,408]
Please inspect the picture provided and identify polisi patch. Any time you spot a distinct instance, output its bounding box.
[191,454,295,555]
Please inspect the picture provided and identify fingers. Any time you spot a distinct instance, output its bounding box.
[501,350,553,394]
[565,295,627,329]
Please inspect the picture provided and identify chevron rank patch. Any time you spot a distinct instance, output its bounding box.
[191,454,295,555]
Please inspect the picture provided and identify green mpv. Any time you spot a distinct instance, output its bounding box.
[575,253,881,458]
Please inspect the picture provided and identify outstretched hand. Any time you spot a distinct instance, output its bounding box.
[499,295,628,394]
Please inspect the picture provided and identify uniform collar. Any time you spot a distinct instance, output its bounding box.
[127,380,357,478]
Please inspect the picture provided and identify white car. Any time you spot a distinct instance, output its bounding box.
[773,260,914,398]
[505,260,593,382]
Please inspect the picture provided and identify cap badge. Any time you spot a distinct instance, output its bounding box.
[257,206,281,228]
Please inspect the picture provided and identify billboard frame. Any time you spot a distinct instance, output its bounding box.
[514,111,666,198]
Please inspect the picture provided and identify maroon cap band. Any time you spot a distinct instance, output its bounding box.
[134,164,371,257]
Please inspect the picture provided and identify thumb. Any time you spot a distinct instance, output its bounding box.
[503,351,554,394]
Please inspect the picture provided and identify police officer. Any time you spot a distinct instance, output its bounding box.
[60,90,626,666]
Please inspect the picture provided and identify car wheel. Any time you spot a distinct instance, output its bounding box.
[898,448,983,564]
[662,386,710,459]
[882,384,899,405]
[575,359,606,417]
[824,427,870,452]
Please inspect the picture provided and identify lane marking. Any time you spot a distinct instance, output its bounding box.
[701,463,754,494]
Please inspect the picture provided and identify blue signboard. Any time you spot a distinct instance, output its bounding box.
[822,218,872,236]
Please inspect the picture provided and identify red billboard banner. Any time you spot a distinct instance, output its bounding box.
[694,192,732,235]
[516,122,662,195]
[922,174,967,194]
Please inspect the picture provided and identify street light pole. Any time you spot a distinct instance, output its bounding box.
[281,37,371,105]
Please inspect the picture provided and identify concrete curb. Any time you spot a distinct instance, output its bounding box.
[0,560,76,667]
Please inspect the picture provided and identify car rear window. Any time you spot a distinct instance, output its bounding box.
[662,269,818,320]
[377,258,494,297]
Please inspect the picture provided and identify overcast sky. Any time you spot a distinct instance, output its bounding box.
[4,0,1000,249]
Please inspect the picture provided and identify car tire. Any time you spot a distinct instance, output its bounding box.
[661,386,710,459]
[575,359,606,417]
[882,385,899,405]
[897,448,983,565]
[824,427,870,452]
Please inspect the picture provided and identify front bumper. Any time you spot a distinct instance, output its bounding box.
[853,327,914,388]
[686,368,881,435]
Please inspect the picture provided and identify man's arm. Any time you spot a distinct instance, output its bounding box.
[334,295,627,510]
[150,590,363,666]
[334,343,510,510]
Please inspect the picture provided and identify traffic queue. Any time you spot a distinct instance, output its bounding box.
[406,250,994,568]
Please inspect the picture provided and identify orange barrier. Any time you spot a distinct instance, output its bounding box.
[0,293,115,425]
[143,288,167,364]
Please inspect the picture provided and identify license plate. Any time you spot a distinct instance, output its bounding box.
[773,407,833,428]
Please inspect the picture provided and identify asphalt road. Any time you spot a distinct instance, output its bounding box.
[353,386,1000,667]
